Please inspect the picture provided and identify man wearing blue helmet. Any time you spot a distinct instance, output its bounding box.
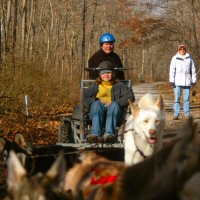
[88,33,125,80]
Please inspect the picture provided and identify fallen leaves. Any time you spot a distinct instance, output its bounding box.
[0,101,77,145]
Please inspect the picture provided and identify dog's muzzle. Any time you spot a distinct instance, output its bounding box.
[147,129,157,144]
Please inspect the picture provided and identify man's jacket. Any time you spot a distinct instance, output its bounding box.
[88,49,125,80]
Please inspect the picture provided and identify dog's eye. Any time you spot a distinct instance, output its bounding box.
[144,120,148,123]
[155,120,160,124]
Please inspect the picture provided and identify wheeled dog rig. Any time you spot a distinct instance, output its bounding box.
[58,67,132,149]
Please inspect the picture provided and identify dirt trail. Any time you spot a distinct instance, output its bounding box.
[132,82,200,143]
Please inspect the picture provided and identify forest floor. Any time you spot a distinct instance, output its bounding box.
[0,81,200,198]
[0,81,200,145]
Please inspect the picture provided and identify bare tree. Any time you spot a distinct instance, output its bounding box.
[1,0,200,119]
[12,0,18,50]
[21,0,27,58]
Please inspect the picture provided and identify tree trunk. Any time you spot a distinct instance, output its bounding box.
[26,0,35,58]
[21,0,27,58]
[44,0,54,72]
[0,18,2,63]
[12,0,18,50]
[82,0,86,79]
[6,0,11,51]
[191,0,200,57]
[87,0,98,63]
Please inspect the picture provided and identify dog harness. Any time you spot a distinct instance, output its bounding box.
[91,175,118,185]
[124,129,151,159]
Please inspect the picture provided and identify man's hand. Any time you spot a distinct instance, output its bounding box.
[169,82,174,86]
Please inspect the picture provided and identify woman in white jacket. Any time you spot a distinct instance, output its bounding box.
[169,44,197,120]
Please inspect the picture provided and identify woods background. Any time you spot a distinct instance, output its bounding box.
[0,0,200,127]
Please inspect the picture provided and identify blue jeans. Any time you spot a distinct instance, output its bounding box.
[174,85,190,117]
[89,101,122,136]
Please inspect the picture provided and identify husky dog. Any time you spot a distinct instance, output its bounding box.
[180,172,200,200]
[0,133,30,166]
[124,93,165,165]
[64,152,107,198]
[64,151,124,199]
[80,117,200,200]
[4,151,72,200]
[121,117,200,200]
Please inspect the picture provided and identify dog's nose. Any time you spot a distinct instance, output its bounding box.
[149,129,156,135]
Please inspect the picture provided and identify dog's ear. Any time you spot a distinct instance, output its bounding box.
[155,94,164,110]
[7,151,27,191]
[46,151,66,187]
[14,133,27,148]
[128,100,140,118]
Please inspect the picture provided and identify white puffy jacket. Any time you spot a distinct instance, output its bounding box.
[169,52,197,86]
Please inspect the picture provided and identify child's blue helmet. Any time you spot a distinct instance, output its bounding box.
[99,33,115,45]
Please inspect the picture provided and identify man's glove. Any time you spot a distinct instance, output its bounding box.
[169,82,174,86]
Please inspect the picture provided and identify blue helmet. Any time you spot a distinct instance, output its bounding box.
[99,33,115,45]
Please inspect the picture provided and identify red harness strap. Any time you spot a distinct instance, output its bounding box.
[91,175,118,185]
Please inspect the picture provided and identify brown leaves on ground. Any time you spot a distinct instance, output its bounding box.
[0,100,77,145]
[1,82,200,146]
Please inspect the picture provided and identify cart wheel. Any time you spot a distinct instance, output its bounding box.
[59,118,73,143]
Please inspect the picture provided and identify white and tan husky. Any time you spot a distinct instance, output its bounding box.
[124,93,165,166]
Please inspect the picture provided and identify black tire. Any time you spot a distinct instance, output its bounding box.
[59,118,73,143]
